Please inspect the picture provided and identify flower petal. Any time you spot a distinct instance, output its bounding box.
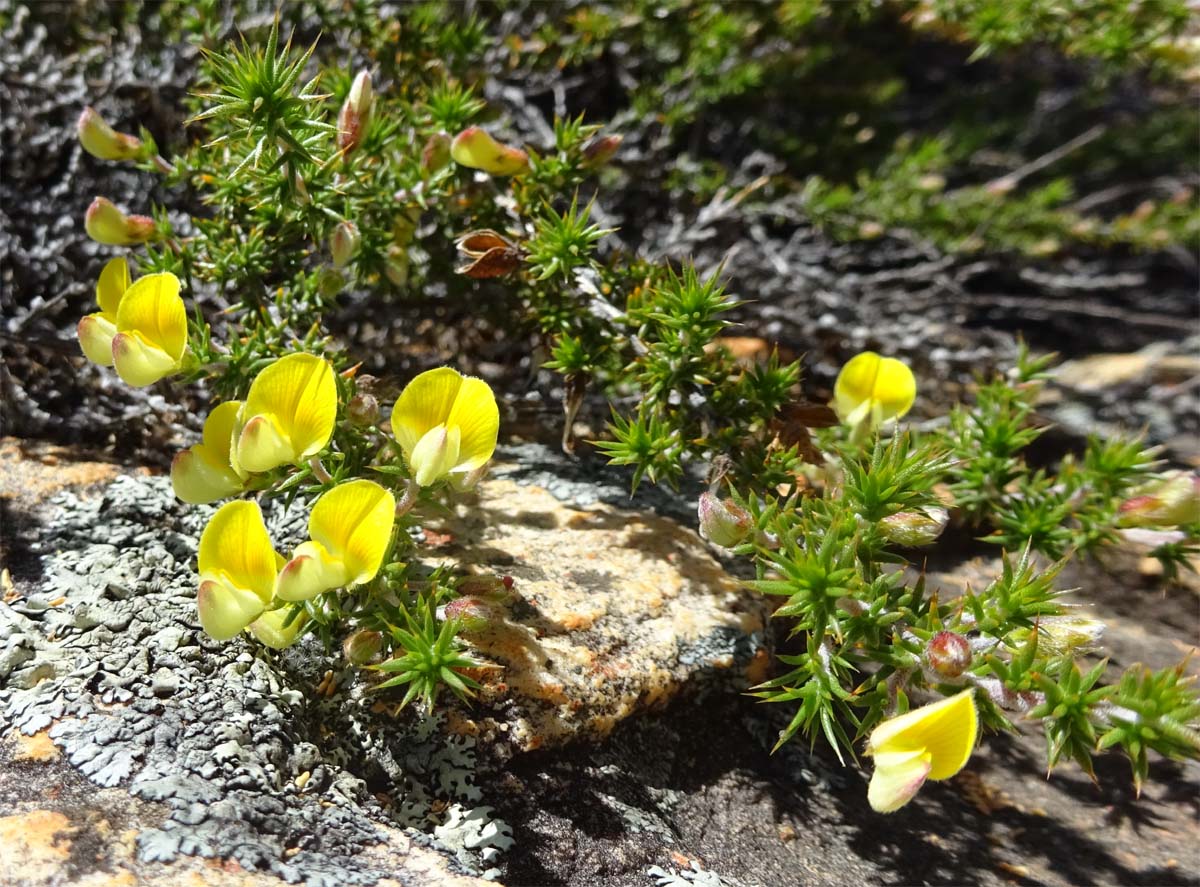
[114,272,187,361]
[197,501,279,604]
[308,480,396,584]
[868,749,932,813]
[274,540,352,602]
[95,256,130,318]
[445,375,499,472]
[197,576,266,641]
[410,424,461,487]
[867,689,978,781]
[872,356,917,421]
[242,353,337,464]
[391,367,465,457]
[78,313,117,366]
[248,606,308,650]
[834,351,883,422]
[111,331,180,387]
[235,413,295,475]
[202,400,243,464]
[171,446,244,505]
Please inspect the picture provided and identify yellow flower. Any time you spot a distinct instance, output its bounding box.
[110,272,189,387]
[865,689,977,813]
[275,480,396,602]
[171,401,245,504]
[390,367,499,487]
[77,257,131,367]
[450,127,530,177]
[77,106,143,161]
[248,606,308,650]
[834,351,916,431]
[196,501,283,640]
[231,353,337,476]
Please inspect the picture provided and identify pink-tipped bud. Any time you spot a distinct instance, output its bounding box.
[421,131,452,174]
[330,220,360,268]
[581,134,622,168]
[346,393,380,427]
[879,507,949,547]
[337,71,374,154]
[77,106,143,161]
[698,491,753,548]
[925,631,972,678]
[84,197,155,246]
[343,629,384,665]
[1118,472,1200,528]
[444,596,499,637]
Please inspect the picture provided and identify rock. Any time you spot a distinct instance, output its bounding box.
[433,476,769,752]
[0,442,765,884]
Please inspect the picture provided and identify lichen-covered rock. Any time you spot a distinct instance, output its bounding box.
[0,443,766,885]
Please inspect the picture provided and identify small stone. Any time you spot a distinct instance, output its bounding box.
[150,668,179,698]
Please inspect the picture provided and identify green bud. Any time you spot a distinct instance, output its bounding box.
[698,491,752,548]
[879,507,949,547]
[343,629,384,665]
[330,220,360,268]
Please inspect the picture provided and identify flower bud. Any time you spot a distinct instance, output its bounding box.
[925,631,971,678]
[581,134,622,168]
[330,220,360,268]
[338,71,374,155]
[1118,472,1200,528]
[698,491,753,548]
[316,267,344,298]
[450,127,530,177]
[385,244,409,287]
[1028,614,1105,657]
[444,596,497,637]
[343,629,384,665]
[421,131,452,174]
[77,107,143,161]
[879,507,949,547]
[346,393,380,427]
[85,197,155,246]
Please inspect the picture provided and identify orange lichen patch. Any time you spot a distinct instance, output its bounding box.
[0,810,74,883]
[0,437,132,503]
[10,729,62,763]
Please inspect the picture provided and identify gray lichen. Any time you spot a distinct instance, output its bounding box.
[0,474,508,885]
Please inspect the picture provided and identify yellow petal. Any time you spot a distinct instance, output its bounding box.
[202,400,243,464]
[171,447,244,505]
[445,376,500,472]
[78,313,117,366]
[867,689,978,781]
[834,351,916,425]
[197,577,266,641]
[114,272,187,361]
[248,606,308,649]
[111,331,180,387]
[274,540,352,602]
[391,367,466,457]
[308,480,396,585]
[235,413,295,475]
[872,356,917,421]
[197,500,279,604]
[450,127,530,176]
[410,424,462,487]
[96,256,130,318]
[867,749,932,813]
[242,353,337,465]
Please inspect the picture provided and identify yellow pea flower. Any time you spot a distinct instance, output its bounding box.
[171,401,246,504]
[275,480,396,602]
[77,257,131,366]
[77,106,143,161]
[84,196,155,245]
[196,501,283,641]
[110,272,189,387]
[866,689,978,813]
[231,353,337,476]
[248,606,308,650]
[450,127,530,177]
[834,351,916,431]
[390,367,499,487]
